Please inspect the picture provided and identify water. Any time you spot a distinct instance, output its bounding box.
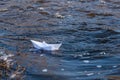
[0,0,120,80]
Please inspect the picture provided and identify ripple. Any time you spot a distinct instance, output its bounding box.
[0,0,120,80]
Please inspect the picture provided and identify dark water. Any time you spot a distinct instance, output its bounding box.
[0,0,120,80]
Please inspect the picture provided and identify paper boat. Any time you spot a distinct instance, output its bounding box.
[30,40,62,51]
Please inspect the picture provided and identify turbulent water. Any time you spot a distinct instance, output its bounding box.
[0,0,120,80]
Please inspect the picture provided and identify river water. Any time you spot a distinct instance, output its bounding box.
[0,0,120,80]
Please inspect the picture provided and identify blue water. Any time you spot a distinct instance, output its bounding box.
[0,0,120,80]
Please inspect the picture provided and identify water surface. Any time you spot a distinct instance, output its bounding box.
[0,0,120,80]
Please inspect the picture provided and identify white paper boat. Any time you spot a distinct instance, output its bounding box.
[30,40,62,51]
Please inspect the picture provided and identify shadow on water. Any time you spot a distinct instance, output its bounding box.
[0,0,120,80]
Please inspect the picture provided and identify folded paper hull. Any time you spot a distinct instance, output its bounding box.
[31,40,62,51]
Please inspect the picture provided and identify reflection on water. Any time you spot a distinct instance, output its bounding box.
[0,0,120,80]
